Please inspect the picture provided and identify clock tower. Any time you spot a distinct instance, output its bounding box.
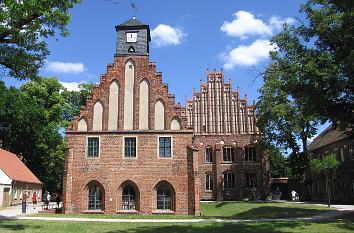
[115,17,151,56]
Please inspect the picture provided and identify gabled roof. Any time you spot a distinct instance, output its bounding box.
[308,125,350,151]
[0,149,42,184]
[118,17,146,27]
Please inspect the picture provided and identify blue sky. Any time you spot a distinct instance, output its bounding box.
[5,0,329,138]
[38,0,308,103]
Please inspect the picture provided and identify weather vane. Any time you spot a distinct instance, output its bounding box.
[131,1,137,18]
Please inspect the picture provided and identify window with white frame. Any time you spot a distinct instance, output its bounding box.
[159,137,171,157]
[205,173,213,191]
[245,146,256,161]
[124,137,136,157]
[205,147,212,163]
[223,147,235,162]
[87,137,99,157]
[223,172,235,189]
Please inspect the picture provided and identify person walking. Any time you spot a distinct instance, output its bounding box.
[32,191,38,209]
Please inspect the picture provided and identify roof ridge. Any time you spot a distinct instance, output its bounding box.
[118,17,146,27]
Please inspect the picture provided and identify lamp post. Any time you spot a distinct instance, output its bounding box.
[323,162,330,207]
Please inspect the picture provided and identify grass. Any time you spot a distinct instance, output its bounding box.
[1,202,351,233]
[31,201,332,219]
[201,201,332,219]
[0,218,353,233]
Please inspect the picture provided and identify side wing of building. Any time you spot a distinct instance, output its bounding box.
[187,70,270,201]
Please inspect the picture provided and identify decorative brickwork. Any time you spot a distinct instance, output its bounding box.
[63,17,269,216]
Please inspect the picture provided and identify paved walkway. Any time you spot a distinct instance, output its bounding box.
[0,202,56,219]
[0,202,353,223]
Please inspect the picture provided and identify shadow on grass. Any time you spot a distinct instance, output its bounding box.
[215,202,232,208]
[0,220,43,231]
[230,206,327,219]
[203,206,329,219]
[103,218,354,233]
[0,220,26,231]
[104,222,303,233]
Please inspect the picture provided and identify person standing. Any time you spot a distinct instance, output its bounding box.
[45,191,51,209]
[22,191,27,213]
[32,191,37,209]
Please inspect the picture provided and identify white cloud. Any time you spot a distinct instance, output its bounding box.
[220,11,294,39]
[46,62,85,74]
[269,16,295,31]
[220,39,277,69]
[60,81,82,91]
[151,24,186,47]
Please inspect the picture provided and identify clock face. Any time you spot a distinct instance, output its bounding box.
[126,32,138,43]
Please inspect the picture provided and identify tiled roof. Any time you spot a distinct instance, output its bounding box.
[308,125,350,151]
[0,149,42,184]
[118,17,146,27]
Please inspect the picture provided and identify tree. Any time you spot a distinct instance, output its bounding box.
[256,63,318,169]
[310,153,340,207]
[269,0,354,132]
[269,146,292,178]
[0,77,66,192]
[0,0,80,80]
[61,83,95,123]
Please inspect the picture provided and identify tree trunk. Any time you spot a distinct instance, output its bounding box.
[326,172,330,207]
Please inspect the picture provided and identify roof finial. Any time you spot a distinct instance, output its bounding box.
[131,1,137,18]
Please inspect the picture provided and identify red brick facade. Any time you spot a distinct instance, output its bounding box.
[63,18,269,215]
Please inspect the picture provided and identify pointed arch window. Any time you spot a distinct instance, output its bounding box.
[88,184,103,210]
[122,185,136,210]
[157,184,172,210]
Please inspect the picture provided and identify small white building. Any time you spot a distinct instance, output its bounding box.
[0,149,42,206]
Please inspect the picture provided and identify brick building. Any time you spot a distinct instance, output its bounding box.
[63,17,269,215]
[307,126,354,203]
[187,73,269,201]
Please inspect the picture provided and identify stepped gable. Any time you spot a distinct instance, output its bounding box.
[186,69,258,135]
[69,56,187,132]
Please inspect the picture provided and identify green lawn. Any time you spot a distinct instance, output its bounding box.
[201,201,332,219]
[0,218,353,233]
[1,202,351,233]
[32,201,332,219]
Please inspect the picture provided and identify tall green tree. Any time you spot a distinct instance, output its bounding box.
[256,63,318,160]
[269,0,354,132]
[256,64,318,199]
[0,0,80,80]
[0,77,66,192]
[269,145,291,178]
